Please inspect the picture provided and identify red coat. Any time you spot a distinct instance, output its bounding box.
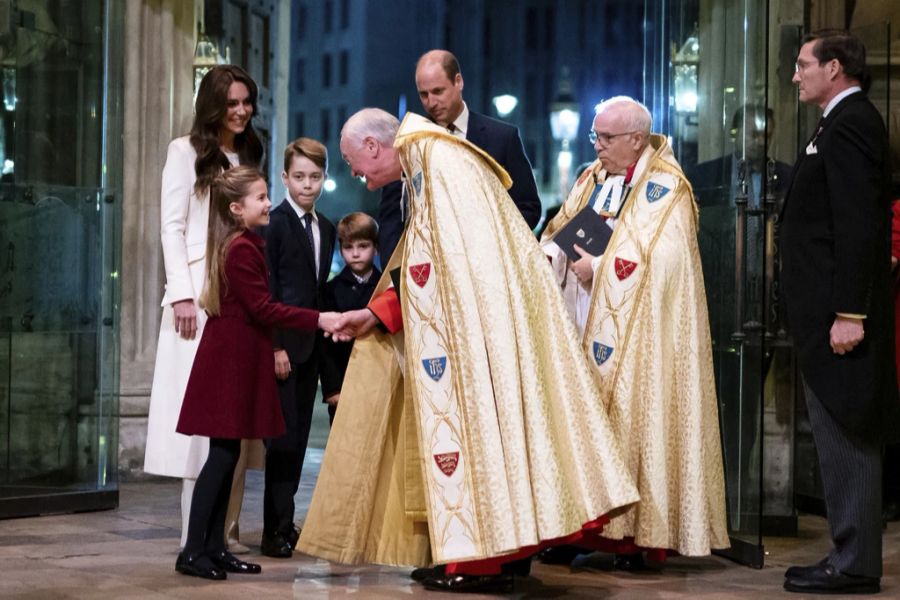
[177,230,320,439]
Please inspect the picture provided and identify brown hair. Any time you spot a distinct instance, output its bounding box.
[417,49,461,81]
[200,165,266,315]
[803,29,870,93]
[190,65,264,196]
[337,212,379,245]
[283,137,328,173]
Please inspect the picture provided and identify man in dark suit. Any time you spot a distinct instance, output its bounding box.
[378,49,541,263]
[261,138,336,557]
[780,30,900,595]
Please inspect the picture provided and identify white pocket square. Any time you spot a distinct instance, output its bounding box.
[805,142,818,155]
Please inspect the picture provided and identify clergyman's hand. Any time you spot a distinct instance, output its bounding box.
[570,244,597,285]
[830,315,864,355]
[172,299,198,340]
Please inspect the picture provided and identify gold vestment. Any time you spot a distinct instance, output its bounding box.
[297,114,638,566]
[543,136,729,556]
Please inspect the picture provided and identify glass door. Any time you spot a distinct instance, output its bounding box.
[0,1,121,518]
[643,0,791,567]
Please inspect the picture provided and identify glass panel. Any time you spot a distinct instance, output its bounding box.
[644,0,779,566]
[0,1,120,517]
[0,186,117,506]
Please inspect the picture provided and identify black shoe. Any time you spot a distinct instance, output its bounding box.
[613,552,646,571]
[175,552,227,580]
[211,550,262,574]
[260,532,293,558]
[784,557,830,580]
[410,564,445,582]
[287,525,301,549]
[538,545,582,565]
[421,573,513,593]
[784,563,880,594]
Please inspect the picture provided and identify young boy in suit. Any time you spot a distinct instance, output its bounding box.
[320,212,380,424]
[261,138,335,558]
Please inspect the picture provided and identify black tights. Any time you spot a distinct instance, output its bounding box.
[183,438,241,557]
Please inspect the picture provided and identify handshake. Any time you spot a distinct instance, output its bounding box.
[317,309,381,343]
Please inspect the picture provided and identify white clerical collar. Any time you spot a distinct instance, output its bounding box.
[448,102,469,137]
[823,86,862,117]
[352,270,373,284]
[285,198,317,223]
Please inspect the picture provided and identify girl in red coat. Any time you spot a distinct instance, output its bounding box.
[174,166,339,580]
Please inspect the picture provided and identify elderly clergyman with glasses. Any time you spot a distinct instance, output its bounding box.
[540,96,729,568]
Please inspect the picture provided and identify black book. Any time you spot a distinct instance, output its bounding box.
[389,266,402,292]
[552,205,614,261]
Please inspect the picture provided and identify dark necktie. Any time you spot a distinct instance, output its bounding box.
[302,212,316,264]
[447,123,457,134]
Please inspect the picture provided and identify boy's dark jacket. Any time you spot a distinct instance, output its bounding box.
[320,265,381,398]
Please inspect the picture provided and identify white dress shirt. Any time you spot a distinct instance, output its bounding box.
[285,198,321,275]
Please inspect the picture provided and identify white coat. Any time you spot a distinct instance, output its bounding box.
[143,136,238,478]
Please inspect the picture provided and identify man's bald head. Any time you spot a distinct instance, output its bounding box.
[592,96,653,175]
[415,49,465,127]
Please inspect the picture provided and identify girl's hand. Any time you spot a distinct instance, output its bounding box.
[318,311,342,335]
[274,349,291,380]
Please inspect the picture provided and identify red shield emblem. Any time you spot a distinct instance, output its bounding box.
[433,452,459,477]
[409,263,431,287]
[614,257,638,281]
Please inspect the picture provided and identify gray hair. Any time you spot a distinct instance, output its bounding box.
[341,108,400,147]
[595,96,652,135]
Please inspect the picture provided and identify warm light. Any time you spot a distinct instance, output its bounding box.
[549,108,580,142]
[492,94,519,117]
[323,179,337,192]
[674,89,698,113]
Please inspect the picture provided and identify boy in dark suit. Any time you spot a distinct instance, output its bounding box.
[320,212,381,424]
[261,138,336,558]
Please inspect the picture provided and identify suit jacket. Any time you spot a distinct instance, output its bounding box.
[264,200,335,364]
[319,265,381,398]
[780,91,900,440]
[378,110,541,263]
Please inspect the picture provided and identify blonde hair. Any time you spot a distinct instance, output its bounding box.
[200,165,265,315]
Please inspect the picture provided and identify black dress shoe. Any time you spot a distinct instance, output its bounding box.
[613,552,646,571]
[784,563,880,594]
[410,564,445,582]
[211,550,262,574]
[421,573,513,593]
[260,532,293,558]
[175,552,227,580]
[785,557,829,579]
[537,545,583,565]
[287,526,301,549]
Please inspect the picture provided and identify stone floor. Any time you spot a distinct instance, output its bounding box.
[1,450,898,599]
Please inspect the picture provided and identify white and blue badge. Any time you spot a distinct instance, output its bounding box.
[422,356,447,381]
[593,342,613,365]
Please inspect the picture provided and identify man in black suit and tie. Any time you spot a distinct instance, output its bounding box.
[378,49,542,263]
[781,29,900,595]
[261,138,336,557]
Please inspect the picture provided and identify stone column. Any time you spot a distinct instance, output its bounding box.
[118,0,196,479]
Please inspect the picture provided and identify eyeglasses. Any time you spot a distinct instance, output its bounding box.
[589,129,638,145]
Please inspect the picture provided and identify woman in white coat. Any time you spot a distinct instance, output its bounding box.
[144,65,264,552]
